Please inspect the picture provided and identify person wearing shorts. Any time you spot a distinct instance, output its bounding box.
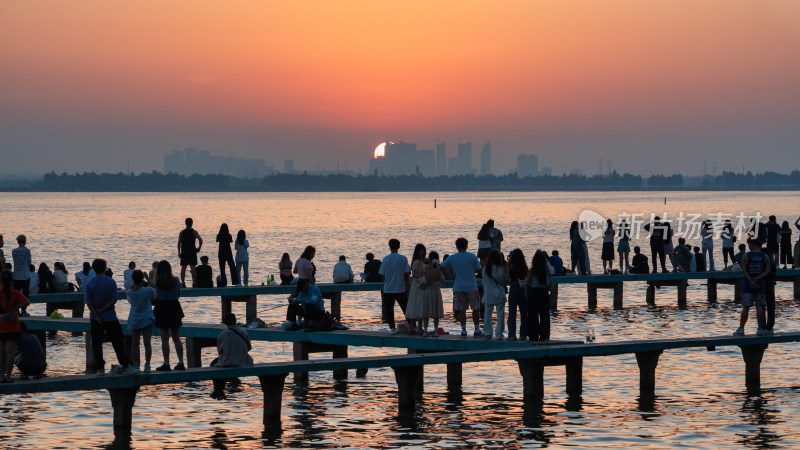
[177,217,203,288]
[378,239,410,334]
[441,237,483,337]
[735,238,770,336]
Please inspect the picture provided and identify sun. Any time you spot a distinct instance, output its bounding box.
[374,141,392,158]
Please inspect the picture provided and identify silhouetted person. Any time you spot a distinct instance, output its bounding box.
[178,217,203,287]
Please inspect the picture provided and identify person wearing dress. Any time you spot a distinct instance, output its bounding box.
[569,221,588,275]
[482,250,507,340]
[663,222,676,272]
[526,250,552,341]
[153,260,185,371]
[601,219,615,274]
[418,251,445,337]
[404,244,427,335]
[506,249,528,341]
[617,219,632,273]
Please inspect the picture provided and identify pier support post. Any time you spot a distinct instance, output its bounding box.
[259,374,287,425]
[221,295,258,323]
[565,357,583,396]
[708,279,717,303]
[517,358,545,399]
[646,284,656,305]
[329,292,342,321]
[293,342,309,384]
[613,283,623,310]
[635,350,662,395]
[550,284,559,310]
[739,344,768,390]
[735,279,743,304]
[108,387,139,431]
[185,337,216,368]
[332,346,348,380]
[355,368,368,378]
[677,280,688,308]
[392,365,421,414]
[587,285,598,309]
[447,363,462,390]
[794,276,800,300]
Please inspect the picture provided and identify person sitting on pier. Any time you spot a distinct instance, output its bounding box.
[285,279,324,331]
[693,246,706,272]
[0,270,31,382]
[674,238,692,272]
[210,313,253,400]
[294,246,316,284]
[363,253,383,282]
[630,246,650,274]
[15,321,46,380]
[333,255,354,284]
[37,262,54,294]
[735,238,770,336]
[549,250,564,276]
[84,259,133,374]
[441,237,483,337]
[195,256,214,288]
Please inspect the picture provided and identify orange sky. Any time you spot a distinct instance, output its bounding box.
[2,1,800,174]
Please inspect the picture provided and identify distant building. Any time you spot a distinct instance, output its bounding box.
[284,160,294,174]
[541,167,552,176]
[163,148,274,178]
[368,141,435,176]
[449,142,472,176]
[480,142,491,175]
[570,168,584,176]
[516,154,539,177]
[436,142,447,176]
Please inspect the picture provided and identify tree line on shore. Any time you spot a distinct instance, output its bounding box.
[5,169,800,192]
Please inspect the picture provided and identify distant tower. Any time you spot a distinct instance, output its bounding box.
[703,161,708,176]
[480,142,491,175]
[607,159,611,175]
[436,142,446,176]
[598,158,603,176]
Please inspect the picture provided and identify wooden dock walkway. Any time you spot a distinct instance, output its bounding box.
[1,332,797,434]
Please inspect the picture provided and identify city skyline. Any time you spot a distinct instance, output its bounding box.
[2,2,800,177]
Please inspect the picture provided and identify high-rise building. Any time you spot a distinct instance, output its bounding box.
[163,148,273,178]
[516,154,539,177]
[449,141,472,175]
[480,142,491,175]
[369,141,440,176]
[436,142,446,176]
[284,160,294,173]
[418,150,435,177]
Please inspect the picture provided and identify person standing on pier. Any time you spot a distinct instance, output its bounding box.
[0,235,5,274]
[153,260,186,371]
[234,229,249,286]
[405,244,427,335]
[482,250,507,340]
[0,270,30,382]
[11,235,31,316]
[643,217,667,273]
[507,249,529,341]
[601,219,615,274]
[721,220,737,268]
[441,237,483,337]
[477,222,492,266]
[700,219,716,271]
[84,259,132,374]
[527,250,552,341]
[617,220,631,274]
[569,221,588,275]
[419,251,445,337]
[378,239,410,334]
[126,270,156,372]
[488,219,504,252]
[178,218,203,288]
[764,215,780,263]
[779,221,793,269]
[664,222,677,272]
[735,238,770,336]
[216,223,239,287]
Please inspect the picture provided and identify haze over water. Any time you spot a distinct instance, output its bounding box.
[2,191,800,448]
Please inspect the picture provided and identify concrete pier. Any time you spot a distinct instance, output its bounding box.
[635,350,662,394]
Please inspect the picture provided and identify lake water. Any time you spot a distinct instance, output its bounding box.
[2,191,800,448]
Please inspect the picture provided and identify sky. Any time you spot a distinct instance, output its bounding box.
[2,0,800,176]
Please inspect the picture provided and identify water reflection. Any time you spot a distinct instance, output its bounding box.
[739,391,782,449]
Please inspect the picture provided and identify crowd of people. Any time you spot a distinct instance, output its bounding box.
[0,214,798,383]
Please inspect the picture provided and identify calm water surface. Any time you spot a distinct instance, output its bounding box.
[2,191,800,448]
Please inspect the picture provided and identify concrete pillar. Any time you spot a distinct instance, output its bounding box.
[613,283,623,310]
[292,342,309,384]
[635,350,662,395]
[646,284,656,305]
[355,368,368,378]
[565,357,583,396]
[447,363,462,389]
[794,276,800,300]
[330,292,342,321]
[221,295,258,323]
[221,297,232,321]
[708,279,717,302]
[245,295,257,323]
[677,280,688,308]
[517,358,544,399]
[734,279,743,304]
[739,344,768,389]
[332,346,349,380]
[392,365,421,414]
[550,284,559,310]
[185,337,216,368]
[587,285,598,309]
[259,374,287,425]
[108,387,139,431]
[85,332,96,372]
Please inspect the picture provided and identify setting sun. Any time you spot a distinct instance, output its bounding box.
[374,142,390,159]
